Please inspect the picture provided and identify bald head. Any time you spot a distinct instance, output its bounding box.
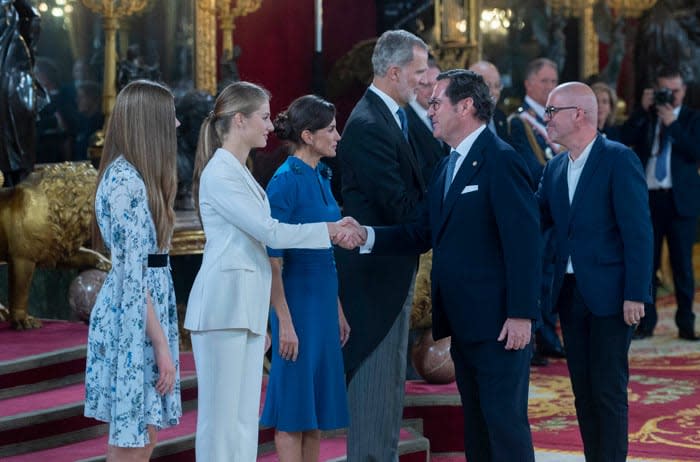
[469,61,502,103]
[545,82,599,155]
[550,82,598,127]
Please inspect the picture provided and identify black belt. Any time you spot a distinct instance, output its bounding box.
[147,254,169,268]
[563,273,576,283]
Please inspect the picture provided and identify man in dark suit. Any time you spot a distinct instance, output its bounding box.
[623,69,700,340]
[536,82,653,462]
[469,60,509,141]
[341,69,541,462]
[407,57,449,184]
[508,57,566,365]
[335,29,428,461]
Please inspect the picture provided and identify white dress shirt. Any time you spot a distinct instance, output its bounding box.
[369,84,403,132]
[565,137,596,273]
[524,95,546,120]
[361,125,488,252]
[409,99,432,130]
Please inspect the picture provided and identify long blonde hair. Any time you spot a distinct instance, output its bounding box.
[96,80,177,250]
[192,81,270,208]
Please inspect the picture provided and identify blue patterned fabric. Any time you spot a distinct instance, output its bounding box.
[84,157,181,447]
[261,156,349,431]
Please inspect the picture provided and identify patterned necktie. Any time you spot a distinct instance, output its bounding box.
[396,107,409,141]
[654,124,671,182]
[443,150,460,199]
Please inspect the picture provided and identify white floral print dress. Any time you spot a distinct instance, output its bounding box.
[84,156,181,447]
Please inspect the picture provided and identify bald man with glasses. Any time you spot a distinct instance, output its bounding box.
[536,82,652,462]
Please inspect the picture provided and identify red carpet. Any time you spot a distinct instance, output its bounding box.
[0,321,88,361]
[529,292,700,461]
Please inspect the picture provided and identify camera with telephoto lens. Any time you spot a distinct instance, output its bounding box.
[653,87,674,106]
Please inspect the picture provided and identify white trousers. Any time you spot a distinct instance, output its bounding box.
[191,329,265,462]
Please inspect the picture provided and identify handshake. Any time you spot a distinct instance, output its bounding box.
[327,217,367,250]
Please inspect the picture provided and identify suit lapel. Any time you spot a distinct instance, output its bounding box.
[219,150,266,205]
[366,90,426,191]
[552,155,570,220]
[568,136,604,220]
[436,130,488,236]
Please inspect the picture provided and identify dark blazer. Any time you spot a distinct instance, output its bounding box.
[372,128,542,344]
[336,89,426,376]
[405,104,449,185]
[508,102,550,187]
[493,107,509,142]
[536,136,653,314]
[622,106,700,217]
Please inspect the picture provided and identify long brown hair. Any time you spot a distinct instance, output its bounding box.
[192,81,270,209]
[96,80,177,250]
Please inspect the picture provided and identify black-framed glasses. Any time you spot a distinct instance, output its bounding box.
[427,98,442,111]
[544,106,579,118]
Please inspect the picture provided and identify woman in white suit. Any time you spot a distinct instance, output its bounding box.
[184,82,352,461]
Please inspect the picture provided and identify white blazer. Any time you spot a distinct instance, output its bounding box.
[184,148,330,335]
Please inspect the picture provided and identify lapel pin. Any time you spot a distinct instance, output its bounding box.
[472,160,477,167]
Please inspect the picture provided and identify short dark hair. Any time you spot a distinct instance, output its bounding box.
[655,67,683,83]
[525,57,557,80]
[436,69,494,123]
[274,94,336,146]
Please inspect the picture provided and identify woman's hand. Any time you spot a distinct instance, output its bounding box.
[154,344,176,395]
[338,300,351,347]
[278,318,299,361]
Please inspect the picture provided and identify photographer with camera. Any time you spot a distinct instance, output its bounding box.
[623,68,700,341]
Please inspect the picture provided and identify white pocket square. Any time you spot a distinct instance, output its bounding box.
[461,185,479,194]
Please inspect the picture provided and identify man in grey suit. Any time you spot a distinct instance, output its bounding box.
[335,30,428,461]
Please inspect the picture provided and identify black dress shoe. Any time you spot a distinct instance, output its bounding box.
[530,352,549,367]
[679,330,700,341]
[632,330,653,340]
[538,346,567,359]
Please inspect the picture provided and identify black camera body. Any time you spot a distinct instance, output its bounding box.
[653,87,674,106]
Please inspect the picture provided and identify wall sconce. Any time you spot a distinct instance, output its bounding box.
[435,0,478,46]
[433,0,479,70]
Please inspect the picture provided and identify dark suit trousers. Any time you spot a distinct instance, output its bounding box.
[536,229,563,351]
[451,340,534,462]
[558,275,634,462]
[640,189,697,334]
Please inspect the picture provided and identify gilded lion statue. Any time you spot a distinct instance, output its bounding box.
[0,162,110,329]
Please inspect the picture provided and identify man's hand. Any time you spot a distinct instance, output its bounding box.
[623,300,645,327]
[497,318,532,350]
[331,216,367,249]
[657,103,677,126]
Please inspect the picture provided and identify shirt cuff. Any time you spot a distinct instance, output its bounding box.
[359,226,375,254]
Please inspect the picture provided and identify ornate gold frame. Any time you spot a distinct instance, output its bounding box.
[195,0,217,95]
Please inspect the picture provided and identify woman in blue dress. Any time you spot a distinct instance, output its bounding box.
[261,95,351,461]
[84,80,181,460]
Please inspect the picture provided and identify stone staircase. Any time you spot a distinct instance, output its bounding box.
[1,320,443,461]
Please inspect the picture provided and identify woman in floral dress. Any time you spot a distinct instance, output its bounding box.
[84,80,181,461]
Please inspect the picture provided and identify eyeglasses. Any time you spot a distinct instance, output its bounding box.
[427,98,442,111]
[544,106,579,118]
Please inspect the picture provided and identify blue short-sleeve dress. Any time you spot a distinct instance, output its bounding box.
[260,156,349,431]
